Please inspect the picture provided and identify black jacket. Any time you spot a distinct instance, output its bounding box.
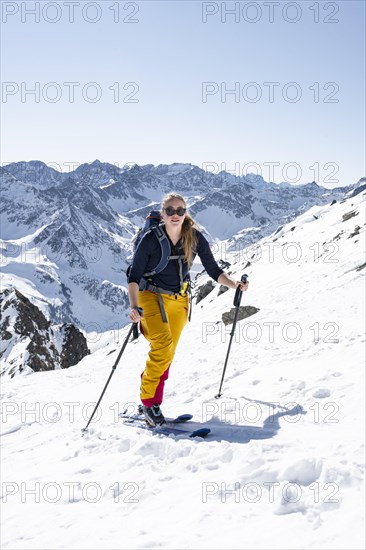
[128,226,224,293]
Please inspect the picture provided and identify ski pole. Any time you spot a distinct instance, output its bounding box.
[82,309,143,434]
[215,274,248,399]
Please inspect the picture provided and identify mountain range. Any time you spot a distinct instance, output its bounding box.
[1,160,364,372]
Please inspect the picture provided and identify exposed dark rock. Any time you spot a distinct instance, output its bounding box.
[217,285,229,297]
[195,280,215,304]
[332,231,344,241]
[348,226,361,238]
[11,288,50,335]
[222,305,260,326]
[0,288,89,377]
[59,324,90,369]
[218,259,231,269]
[342,210,358,222]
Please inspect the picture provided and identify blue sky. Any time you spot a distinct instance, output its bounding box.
[1,0,365,187]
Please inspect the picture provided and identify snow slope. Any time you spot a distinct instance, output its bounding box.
[1,193,365,550]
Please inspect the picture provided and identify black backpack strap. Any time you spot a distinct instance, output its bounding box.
[143,225,171,277]
[143,225,185,278]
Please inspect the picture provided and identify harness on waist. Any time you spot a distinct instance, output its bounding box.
[142,280,193,324]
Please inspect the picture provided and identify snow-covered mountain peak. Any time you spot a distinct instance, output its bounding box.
[1,160,364,349]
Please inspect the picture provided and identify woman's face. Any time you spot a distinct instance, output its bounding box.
[161,198,187,231]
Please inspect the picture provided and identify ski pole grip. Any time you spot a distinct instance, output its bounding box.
[131,306,143,318]
[233,273,248,307]
[132,307,143,340]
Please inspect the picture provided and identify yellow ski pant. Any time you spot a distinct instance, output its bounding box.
[137,290,189,406]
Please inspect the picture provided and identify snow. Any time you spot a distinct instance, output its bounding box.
[1,193,365,549]
[196,204,253,239]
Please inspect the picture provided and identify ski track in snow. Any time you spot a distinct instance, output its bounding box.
[1,193,365,549]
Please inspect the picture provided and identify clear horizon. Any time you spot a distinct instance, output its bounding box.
[1,0,365,188]
[2,157,364,190]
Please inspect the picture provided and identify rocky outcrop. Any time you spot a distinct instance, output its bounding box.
[195,280,215,304]
[59,324,89,369]
[222,305,260,326]
[217,285,229,297]
[0,288,89,377]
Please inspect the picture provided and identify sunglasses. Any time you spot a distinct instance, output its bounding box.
[164,206,186,217]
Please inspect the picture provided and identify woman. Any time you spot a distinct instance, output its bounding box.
[128,192,249,426]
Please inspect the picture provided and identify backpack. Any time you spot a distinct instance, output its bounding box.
[127,210,185,282]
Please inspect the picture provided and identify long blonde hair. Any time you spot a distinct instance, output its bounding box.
[161,192,199,266]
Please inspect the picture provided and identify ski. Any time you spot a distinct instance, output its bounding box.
[120,410,193,424]
[119,410,210,439]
